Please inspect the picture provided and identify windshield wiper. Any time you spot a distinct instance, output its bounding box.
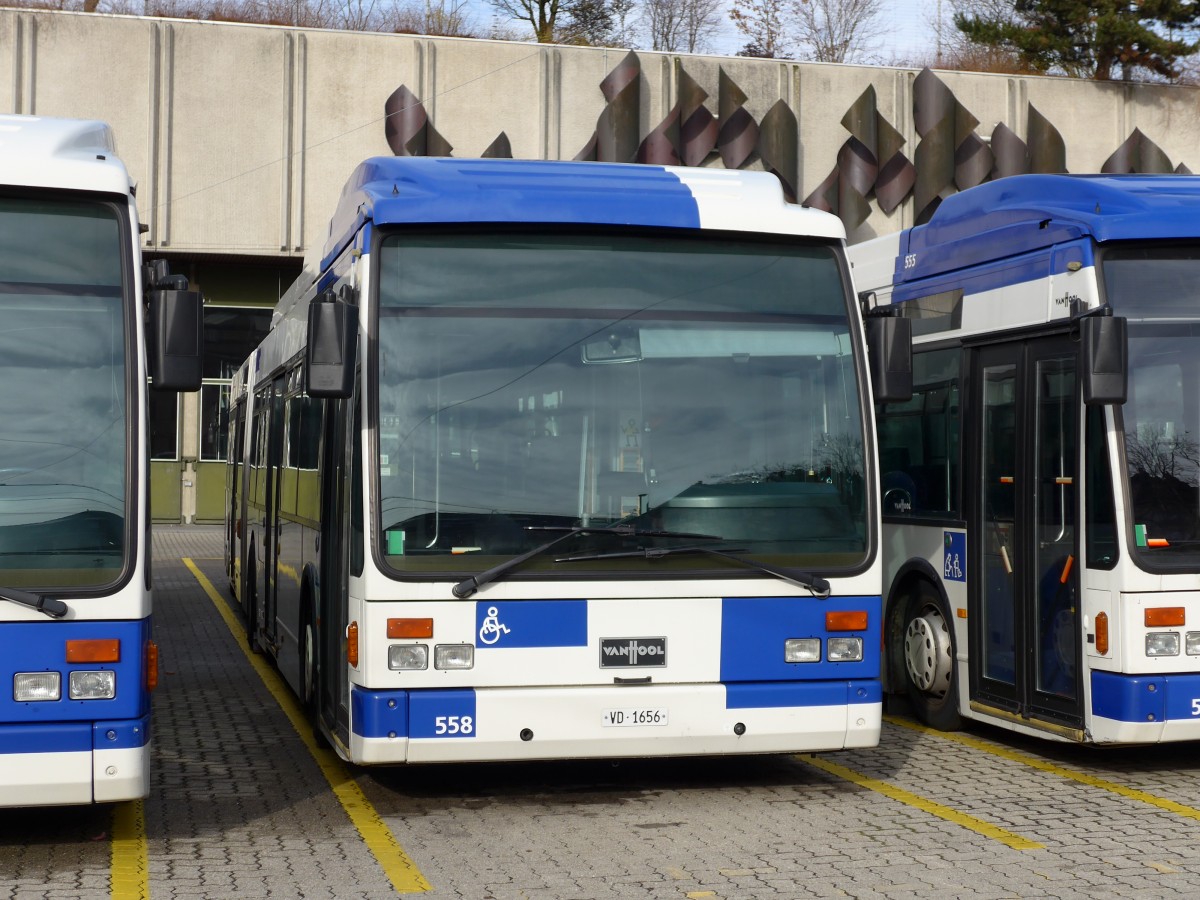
[555,545,832,598]
[0,586,69,618]
[451,525,723,599]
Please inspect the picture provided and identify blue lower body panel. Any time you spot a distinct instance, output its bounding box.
[1092,670,1200,723]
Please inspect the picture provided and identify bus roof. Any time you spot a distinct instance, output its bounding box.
[318,156,843,272]
[0,114,131,197]
[897,174,1200,285]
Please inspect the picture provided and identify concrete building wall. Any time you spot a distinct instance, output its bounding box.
[5,9,1200,258]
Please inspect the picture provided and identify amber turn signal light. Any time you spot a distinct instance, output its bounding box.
[66,639,120,663]
[387,618,433,639]
[826,611,868,631]
[1145,607,1185,628]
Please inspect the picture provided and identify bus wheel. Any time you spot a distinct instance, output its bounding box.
[245,547,261,654]
[300,602,316,713]
[901,583,961,731]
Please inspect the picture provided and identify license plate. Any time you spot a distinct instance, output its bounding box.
[602,708,669,727]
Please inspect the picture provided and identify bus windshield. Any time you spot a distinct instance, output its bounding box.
[1105,246,1200,568]
[0,196,128,588]
[374,230,868,578]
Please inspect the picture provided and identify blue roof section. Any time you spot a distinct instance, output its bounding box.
[322,157,702,269]
[898,174,1200,285]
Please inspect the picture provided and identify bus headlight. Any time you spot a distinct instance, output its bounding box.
[827,637,864,662]
[1146,632,1180,657]
[388,644,428,670]
[14,672,60,701]
[434,644,474,670]
[69,670,116,700]
[785,638,821,662]
[1188,633,1200,656]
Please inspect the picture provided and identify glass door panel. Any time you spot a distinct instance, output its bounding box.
[970,338,1083,727]
[981,362,1017,688]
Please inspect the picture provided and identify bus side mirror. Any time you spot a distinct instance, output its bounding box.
[147,262,203,392]
[1081,313,1127,405]
[306,288,358,398]
[865,314,912,403]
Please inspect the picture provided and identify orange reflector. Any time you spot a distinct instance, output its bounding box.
[956,608,968,619]
[347,621,360,668]
[826,610,868,631]
[145,640,159,692]
[1145,607,1185,627]
[387,617,433,639]
[1095,612,1109,655]
[65,638,120,663]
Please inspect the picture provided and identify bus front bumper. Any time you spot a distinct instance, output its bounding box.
[0,715,150,806]
[1091,671,1200,743]
[349,681,881,764]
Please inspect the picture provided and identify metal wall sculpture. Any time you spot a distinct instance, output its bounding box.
[384,84,452,157]
[803,86,914,226]
[482,132,514,159]
[1103,128,1191,175]
[717,68,759,171]
[383,60,1194,230]
[635,68,716,167]
[576,50,642,163]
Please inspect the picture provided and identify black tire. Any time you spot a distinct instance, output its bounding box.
[900,581,961,731]
[299,583,330,746]
[245,546,261,654]
[299,598,317,714]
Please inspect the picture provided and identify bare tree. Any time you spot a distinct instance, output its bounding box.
[341,0,380,31]
[644,0,722,52]
[789,0,883,63]
[730,0,789,58]
[489,0,562,42]
[607,0,638,46]
[644,0,685,50]
[382,0,476,35]
[680,0,723,52]
[557,0,616,45]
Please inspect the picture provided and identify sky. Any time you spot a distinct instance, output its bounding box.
[706,0,938,61]
[474,0,942,63]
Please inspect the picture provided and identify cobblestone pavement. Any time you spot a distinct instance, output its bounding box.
[5,526,1200,898]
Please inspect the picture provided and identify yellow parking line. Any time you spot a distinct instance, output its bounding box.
[183,558,432,893]
[799,754,1043,851]
[110,799,148,899]
[886,714,1200,822]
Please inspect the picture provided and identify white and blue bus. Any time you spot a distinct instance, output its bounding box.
[0,114,201,805]
[227,157,899,764]
[851,173,1200,744]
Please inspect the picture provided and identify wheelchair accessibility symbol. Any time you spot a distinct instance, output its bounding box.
[479,607,511,645]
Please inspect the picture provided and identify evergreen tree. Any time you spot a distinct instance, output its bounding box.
[955,0,1200,81]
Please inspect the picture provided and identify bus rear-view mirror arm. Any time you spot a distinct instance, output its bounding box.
[306,286,359,399]
[1075,303,1127,406]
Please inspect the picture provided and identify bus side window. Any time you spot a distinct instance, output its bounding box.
[877,347,960,518]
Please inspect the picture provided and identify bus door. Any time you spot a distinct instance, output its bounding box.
[316,387,356,744]
[226,402,246,599]
[262,375,287,652]
[970,335,1083,731]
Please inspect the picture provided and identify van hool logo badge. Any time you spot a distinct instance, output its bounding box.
[600,637,667,667]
